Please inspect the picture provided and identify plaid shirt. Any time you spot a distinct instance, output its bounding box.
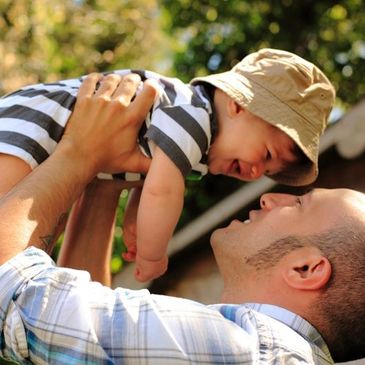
[0,247,333,364]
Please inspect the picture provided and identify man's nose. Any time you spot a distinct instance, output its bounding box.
[260,193,297,210]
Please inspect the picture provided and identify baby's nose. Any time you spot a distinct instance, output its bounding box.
[250,164,264,179]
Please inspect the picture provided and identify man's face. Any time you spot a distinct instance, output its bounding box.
[210,188,363,281]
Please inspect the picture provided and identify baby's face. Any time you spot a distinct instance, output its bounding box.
[208,109,298,181]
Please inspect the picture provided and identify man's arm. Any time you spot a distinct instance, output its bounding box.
[57,73,154,284]
[57,179,121,286]
[0,73,156,264]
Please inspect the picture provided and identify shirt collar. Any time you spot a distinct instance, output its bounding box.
[191,83,218,143]
[246,303,333,362]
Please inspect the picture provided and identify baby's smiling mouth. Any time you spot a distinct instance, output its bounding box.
[228,159,240,175]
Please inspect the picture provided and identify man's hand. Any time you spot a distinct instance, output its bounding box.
[60,73,157,177]
[0,73,157,263]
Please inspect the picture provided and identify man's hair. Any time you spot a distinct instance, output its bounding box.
[246,219,365,362]
[309,222,365,362]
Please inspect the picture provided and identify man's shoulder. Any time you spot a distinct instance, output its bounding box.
[209,303,333,364]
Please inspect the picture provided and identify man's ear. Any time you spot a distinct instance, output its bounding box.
[281,247,332,290]
[227,99,244,118]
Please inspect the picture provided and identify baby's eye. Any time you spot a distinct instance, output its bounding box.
[266,150,272,161]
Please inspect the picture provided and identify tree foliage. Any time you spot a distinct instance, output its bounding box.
[161,0,365,107]
[0,0,167,94]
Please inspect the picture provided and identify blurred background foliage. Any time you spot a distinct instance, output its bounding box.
[161,0,364,108]
[0,0,169,91]
[0,0,364,276]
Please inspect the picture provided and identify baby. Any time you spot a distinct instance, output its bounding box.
[0,48,335,281]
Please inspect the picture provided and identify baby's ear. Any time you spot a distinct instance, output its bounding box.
[227,99,244,117]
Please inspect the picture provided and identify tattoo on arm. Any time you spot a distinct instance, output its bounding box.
[40,212,68,254]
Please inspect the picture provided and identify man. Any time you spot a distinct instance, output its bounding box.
[211,189,365,363]
[0,75,364,364]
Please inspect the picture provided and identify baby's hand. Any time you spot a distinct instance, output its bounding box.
[135,253,168,282]
[122,245,136,262]
[122,218,137,262]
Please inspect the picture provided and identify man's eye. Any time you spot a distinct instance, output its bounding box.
[295,197,302,206]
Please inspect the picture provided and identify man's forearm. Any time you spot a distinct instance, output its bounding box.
[0,144,93,264]
[58,179,123,285]
[0,73,156,265]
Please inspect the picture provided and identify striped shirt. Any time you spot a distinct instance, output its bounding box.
[0,70,216,181]
[0,247,334,364]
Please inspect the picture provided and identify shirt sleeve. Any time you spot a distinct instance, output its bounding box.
[0,248,257,364]
[0,86,77,168]
[145,104,211,177]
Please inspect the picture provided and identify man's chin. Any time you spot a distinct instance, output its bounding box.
[210,229,229,271]
[209,227,225,249]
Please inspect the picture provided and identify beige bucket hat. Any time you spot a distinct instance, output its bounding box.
[191,48,336,186]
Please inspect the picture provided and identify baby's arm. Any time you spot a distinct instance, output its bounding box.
[135,146,185,282]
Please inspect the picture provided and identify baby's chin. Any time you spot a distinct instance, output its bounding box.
[207,164,220,175]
